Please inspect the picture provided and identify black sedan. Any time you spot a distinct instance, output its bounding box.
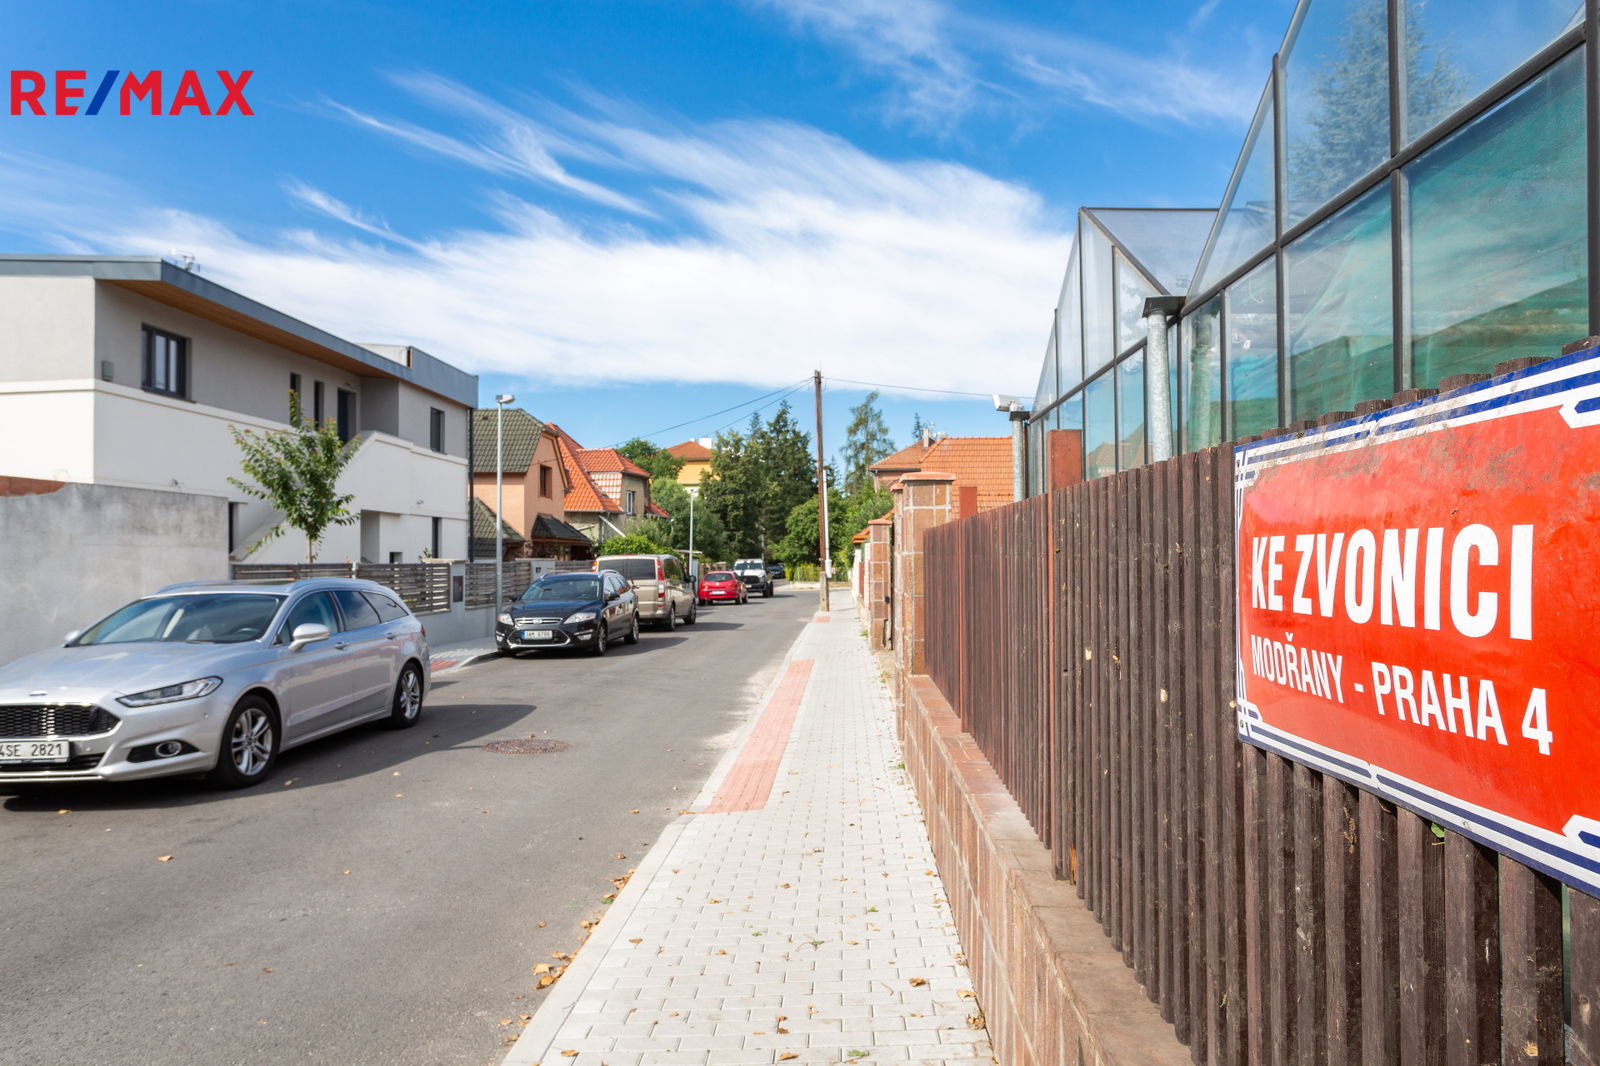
[495,571,640,656]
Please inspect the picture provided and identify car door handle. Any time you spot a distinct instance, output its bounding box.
[385,632,401,640]
[334,642,350,650]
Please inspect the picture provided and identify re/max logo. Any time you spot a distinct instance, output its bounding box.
[8,70,254,116]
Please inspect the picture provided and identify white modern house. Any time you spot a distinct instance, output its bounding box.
[0,255,477,564]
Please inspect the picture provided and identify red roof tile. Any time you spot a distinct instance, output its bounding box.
[919,437,1013,511]
[578,448,651,478]
[667,440,712,461]
[870,442,932,473]
[548,426,621,514]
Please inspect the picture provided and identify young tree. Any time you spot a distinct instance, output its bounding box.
[598,530,672,556]
[746,402,816,554]
[839,391,894,496]
[229,391,359,562]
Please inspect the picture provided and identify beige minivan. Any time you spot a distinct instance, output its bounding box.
[594,554,698,629]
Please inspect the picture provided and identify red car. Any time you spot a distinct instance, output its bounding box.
[697,570,747,605]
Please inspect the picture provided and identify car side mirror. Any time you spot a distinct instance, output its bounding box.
[63,629,81,645]
[289,622,332,651]
[606,590,619,602]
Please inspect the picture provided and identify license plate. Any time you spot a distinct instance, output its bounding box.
[0,739,70,763]
[521,630,554,641]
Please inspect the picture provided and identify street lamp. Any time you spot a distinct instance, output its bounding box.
[685,485,699,582]
[495,393,515,614]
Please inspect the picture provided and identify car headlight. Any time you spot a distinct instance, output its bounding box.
[117,677,223,707]
[564,611,597,624]
[497,613,513,626]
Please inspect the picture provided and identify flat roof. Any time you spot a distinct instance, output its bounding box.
[0,255,477,408]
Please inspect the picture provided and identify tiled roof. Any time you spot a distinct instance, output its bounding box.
[920,437,1013,510]
[667,440,712,461]
[645,501,670,518]
[548,425,621,514]
[529,513,593,543]
[578,448,651,478]
[471,408,545,473]
[870,442,932,473]
[470,498,525,543]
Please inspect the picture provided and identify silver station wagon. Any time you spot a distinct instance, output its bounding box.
[0,578,430,789]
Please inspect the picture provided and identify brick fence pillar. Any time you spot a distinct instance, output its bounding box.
[892,472,954,687]
[865,517,892,646]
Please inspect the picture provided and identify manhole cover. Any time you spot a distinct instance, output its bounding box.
[483,738,571,754]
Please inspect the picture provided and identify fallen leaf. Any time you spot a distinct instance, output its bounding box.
[282,778,298,787]
[707,898,723,904]
[628,808,639,814]
[482,810,492,814]
[155,855,173,862]
[780,1055,800,1061]
[536,921,546,928]
[628,938,642,945]
[614,852,626,860]
[261,968,274,974]
[537,975,556,988]
[968,1011,986,1030]
[341,870,352,876]
[533,964,552,974]
[957,989,976,1000]
[392,771,400,776]
[56,809,70,814]
[560,1051,579,1058]
[499,1018,513,1026]
[908,977,927,987]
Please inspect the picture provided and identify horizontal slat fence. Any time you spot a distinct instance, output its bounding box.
[232,561,451,614]
[920,444,1598,1065]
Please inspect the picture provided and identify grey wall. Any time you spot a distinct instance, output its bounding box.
[0,483,227,664]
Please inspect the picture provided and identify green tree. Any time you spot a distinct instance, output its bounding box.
[229,391,359,562]
[651,476,731,564]
[839,391,894,496]
[617,437,685,482]
[833,487,893,568]
[700,404,815,558]
[598,530,672,556]
[910,412,926,441]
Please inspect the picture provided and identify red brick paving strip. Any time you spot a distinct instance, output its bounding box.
[703,658,814,814]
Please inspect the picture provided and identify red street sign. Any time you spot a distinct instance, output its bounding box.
[1235,350,1600,895]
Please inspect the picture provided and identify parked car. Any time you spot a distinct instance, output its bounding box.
[496,571,639,656]
[0,578,429,789]
[595,554,697,629]
[733,558,775,598]
[697,570,747,605]
[766,563,786,581]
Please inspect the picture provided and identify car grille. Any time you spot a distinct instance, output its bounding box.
[0,704,120,739]
[513,617,563,626]
[0,752,105,774]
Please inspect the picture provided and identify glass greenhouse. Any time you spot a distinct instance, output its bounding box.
[1028,0,1590,493]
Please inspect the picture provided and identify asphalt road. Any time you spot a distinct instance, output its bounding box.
[0,587,817,1066]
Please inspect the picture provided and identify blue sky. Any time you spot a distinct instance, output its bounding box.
[3,0,1296,458]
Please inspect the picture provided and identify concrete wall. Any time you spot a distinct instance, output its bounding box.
[0,482,227,664]
[0,277,96,381]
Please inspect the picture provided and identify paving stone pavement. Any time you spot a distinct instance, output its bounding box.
[504,601,995,1066]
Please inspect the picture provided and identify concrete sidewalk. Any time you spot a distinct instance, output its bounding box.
[502,602,994,1066]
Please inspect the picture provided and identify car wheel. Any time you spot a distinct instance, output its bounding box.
[592,623,609,655]
[624,612,640,645]
[663,606,677,631]
[685,601,698,625]
[205,696,279,789]
[763,584,773,597]
[385,663,424,729]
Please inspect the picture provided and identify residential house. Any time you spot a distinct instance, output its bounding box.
[469,408,592,560]
[666,438,713,488]
[0,255,477,564]
[869,435,1013,515]
[549,426,668,545]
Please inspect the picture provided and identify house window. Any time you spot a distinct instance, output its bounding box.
[389,551,403,564]
[429,408,445,452]
[431,517,442,558]
[539,464,552,497]
[141,326,188,399]
[625,489,637,516]
[336,389,355,443]
[313,381,325,424]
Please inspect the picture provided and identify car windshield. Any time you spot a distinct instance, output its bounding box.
[75,594,286,645]
[601,558,657,581]
[520,577,602,601]
[703,572,735,581]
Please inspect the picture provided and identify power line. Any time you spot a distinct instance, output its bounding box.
[606,377,812,447]
[824,376,995,399]
[708,379,811,436]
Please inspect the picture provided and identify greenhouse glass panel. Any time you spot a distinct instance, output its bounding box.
[1403,0,1580,144]
[1182,297,1223,451]
[1166,323,1181,458]
[1283,0,1390,226]
[1117,350,1147,471]
[1089,208,1216,295]
[1115,252,1158,354]
[1082,221,1117,375]
[1034,323,1060,414]
[1194,83,1277,298]
[1084,373,1117,480]
[1057,248,1085,391]
[1410,50,1587,387]
[1226,259,1281,438]
[1285,183,1393,420]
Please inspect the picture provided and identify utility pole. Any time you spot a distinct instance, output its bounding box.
[813,370,829,612]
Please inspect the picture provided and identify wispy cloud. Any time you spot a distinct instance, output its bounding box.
[0,102,1068,400]
[744,0,1267,129]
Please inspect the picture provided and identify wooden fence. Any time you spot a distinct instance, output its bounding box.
[231,561,451,615]
[922,447,1600,1065]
